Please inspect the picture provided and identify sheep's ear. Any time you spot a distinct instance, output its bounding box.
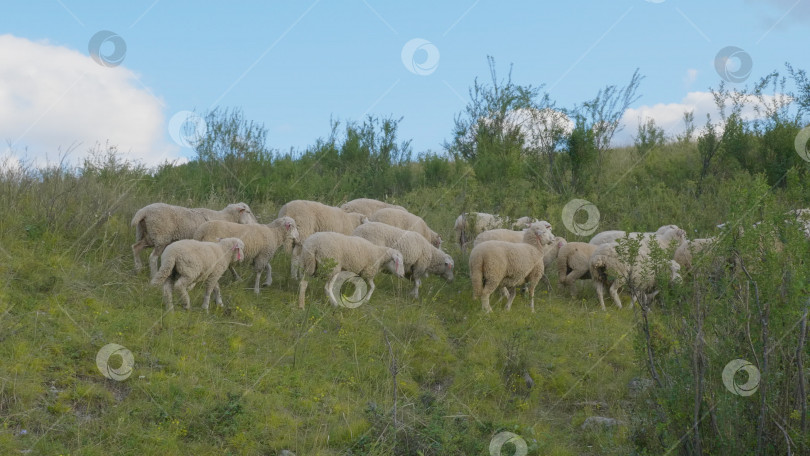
[238,208,245,213]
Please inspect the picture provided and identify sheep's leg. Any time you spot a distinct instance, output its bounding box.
[174,277,192,310]
[162,280,174,311]
[410,277,421,299]
[290,244,302,280]
[480,293,493,313]
[324,269,343,306]
[262,263,273,288]
[609,281,623,309]
[214,284,224,308]
[365,279,376,303]
[230,266,242,281]
[528,283,537,313]
[132,240,149,272]
[594,281,607,311]
[202,279,219,313]
[504,287,517,311]
[253,271,262,295]
[298,278,308,309]
[148,245,165,279]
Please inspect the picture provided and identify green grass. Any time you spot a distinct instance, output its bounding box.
[0,234,640,455]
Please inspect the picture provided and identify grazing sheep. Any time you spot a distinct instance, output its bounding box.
[297,232,405,309]
[469,222,555,313]
[556,242,599,295]
[454,212,537,253]
[473,227,563,290]
[589,225,680,246]
[150,237,246,312]
[340,198,408,217]
[589,242,682,311]
[353,222,454,298]
[278,200,368,278]
[370,207,442,248]
[131,202,257,277]
[194,216,299,294]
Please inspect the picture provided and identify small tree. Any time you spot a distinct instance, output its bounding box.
[634,117,666,158]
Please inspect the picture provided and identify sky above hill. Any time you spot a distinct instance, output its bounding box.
[1,0,808,166]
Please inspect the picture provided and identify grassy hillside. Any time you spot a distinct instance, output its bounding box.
[1,103,809,455]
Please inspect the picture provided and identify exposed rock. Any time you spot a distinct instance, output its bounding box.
[628,377,654,396]
[581,416,621,430]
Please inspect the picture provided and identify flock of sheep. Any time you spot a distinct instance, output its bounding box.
[129,198,810,313]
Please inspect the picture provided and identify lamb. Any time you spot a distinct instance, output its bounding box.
[468,222,555,313]
[352,222,454,298]
[150,237,246,312]
[454,212,537,253]
[589,225,680,246]
[278,200,368,278]
[556,242,599,295]
[589,242,682,311]
[369,207,442,248]
[131,202,256,277]
[340,198,408,217]
[193,216,299,294]
[297,232,405,309]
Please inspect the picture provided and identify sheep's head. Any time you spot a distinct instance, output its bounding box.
[512,216,537,229]
[280,216,300,243]
[525,222,554,247]
[385,249,405,278]
[231,203,258,224]
[656,224,679,235]
[221,237,246,263]
[442,254,454,281]
[431,232,442,248]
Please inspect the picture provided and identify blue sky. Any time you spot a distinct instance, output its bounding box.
[1,0,808,165]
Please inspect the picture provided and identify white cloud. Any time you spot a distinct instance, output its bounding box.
[0,34,178,167]
[615,91,789,146]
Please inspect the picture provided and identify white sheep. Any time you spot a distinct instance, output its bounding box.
[473,226,561,269]
[193,216,299,294]
[556,242,599,295]
[469,222,555,313]
[454,212,537,253]
[340,198,408,217]
[589,241,682,311]
[369,207,442,248]
[352,222,454,298]
[297,232,405,309]
[150,237,246,312]
[278,200,368,278]
[589,225,680,246]
[131,202,256,277]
